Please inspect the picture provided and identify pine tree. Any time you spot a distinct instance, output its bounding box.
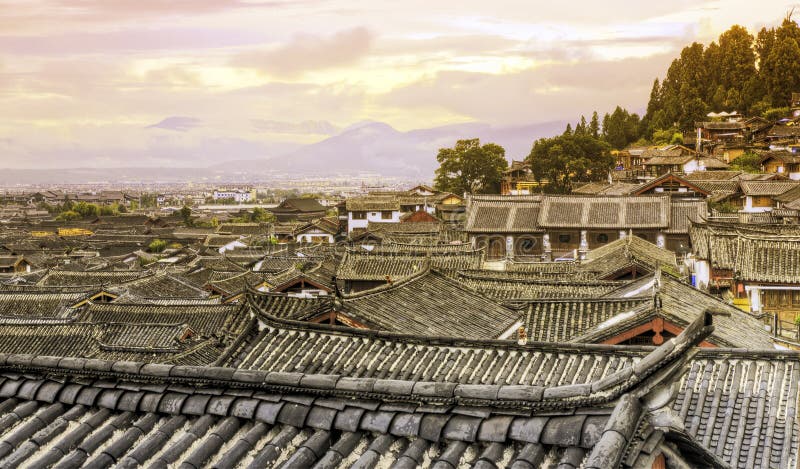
[589,112,600,139]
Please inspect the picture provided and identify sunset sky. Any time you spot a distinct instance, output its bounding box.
[0,0,796,168]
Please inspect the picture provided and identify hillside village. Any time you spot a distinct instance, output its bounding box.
[4,7,800,469]
[1,124,800,466]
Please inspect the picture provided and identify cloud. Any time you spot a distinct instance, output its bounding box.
[381,52,675,125]
[147,116,202,132]
[0,28,269,56]
[233,27,373,76]
[251,119,340,135]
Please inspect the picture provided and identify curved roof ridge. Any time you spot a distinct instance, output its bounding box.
[0,311,716,408]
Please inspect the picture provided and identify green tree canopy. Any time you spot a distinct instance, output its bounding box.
[179,206,192,224]
[644,16,800,129]
[602,107,641,149]
[433,139,508,195]
[526,133,613,193]
[148,239,167,253]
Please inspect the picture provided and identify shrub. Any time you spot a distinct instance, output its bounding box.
[148,239,168,253]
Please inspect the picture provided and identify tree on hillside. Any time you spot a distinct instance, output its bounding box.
[644,15,800,130]
[526,133,613,193]
[762,21,800,106]
[433,139,508,195]
[589,112,600,138]
[602,107,641,149]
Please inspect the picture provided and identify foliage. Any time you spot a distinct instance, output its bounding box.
[644,15,800,133]
[433,138,508,195]
[764,107,791,121]
[230,207,276,224]
[148,239,168,253]
[710,201,740,213]
[139,193,158,208]
[652,128,684,145]
[55,210,81,221]
[72,202,100,219]
[168,242,183,250]
[179,206,192,226]
[729,152,763,173]
[526,133,614,193]
[601,107,641,149]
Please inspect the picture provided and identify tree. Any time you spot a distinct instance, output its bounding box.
[249,207,276,223]
[763,27,800,106]
[575,116,588,135]
[602,106,641,149]
[179,206,192,225]
[717,25,757,107]
[148,239,167,253]
[433,139,508,195]
[56,210,81,221]
[72,202,100,219]
[730,152,763,173]
[589,111,600,138]
[526,133,613,193]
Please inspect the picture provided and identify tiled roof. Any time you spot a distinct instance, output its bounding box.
[739,181,800,196]
[538,196,670,229]
[523,297,652,342]
[643,155,695,165]
[345,196,400,211]
[684,170,742,181]
[456,272,625,301]
[81,302,247,339]
[580,236,678,277]
[664,200,708,234]
[692,180,740,194]
[0,312,761,469]
[0,291,87,319]
[465,195,543,233]
[735,236,800,283]
[338,270,519,338]
[599,273,774,348]
[37,270,148,287]
[109,272,209,299]
[337,248,483,281]
[758,150,800,164]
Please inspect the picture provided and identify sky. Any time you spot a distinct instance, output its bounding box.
[0,0,796,168]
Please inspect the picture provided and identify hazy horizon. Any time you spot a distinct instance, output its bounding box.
[0,0,796,170]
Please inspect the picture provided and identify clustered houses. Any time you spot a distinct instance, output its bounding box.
[690,221,800,331]
[0,180,798,468]
[341,187,464,233]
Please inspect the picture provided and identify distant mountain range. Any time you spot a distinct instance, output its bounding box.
[0,120,566,184]
[222,120,567,177]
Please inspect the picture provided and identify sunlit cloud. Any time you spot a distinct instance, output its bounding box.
[0,0,794,168]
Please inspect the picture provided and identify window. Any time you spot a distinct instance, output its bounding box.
[351,211,366,220]
[381,211,393,220]
[596,233,609,243]
[558,234,571,244]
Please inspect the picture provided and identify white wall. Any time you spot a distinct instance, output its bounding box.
[348,210,400,233]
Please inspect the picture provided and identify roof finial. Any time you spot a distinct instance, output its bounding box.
[517,326,528,345]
